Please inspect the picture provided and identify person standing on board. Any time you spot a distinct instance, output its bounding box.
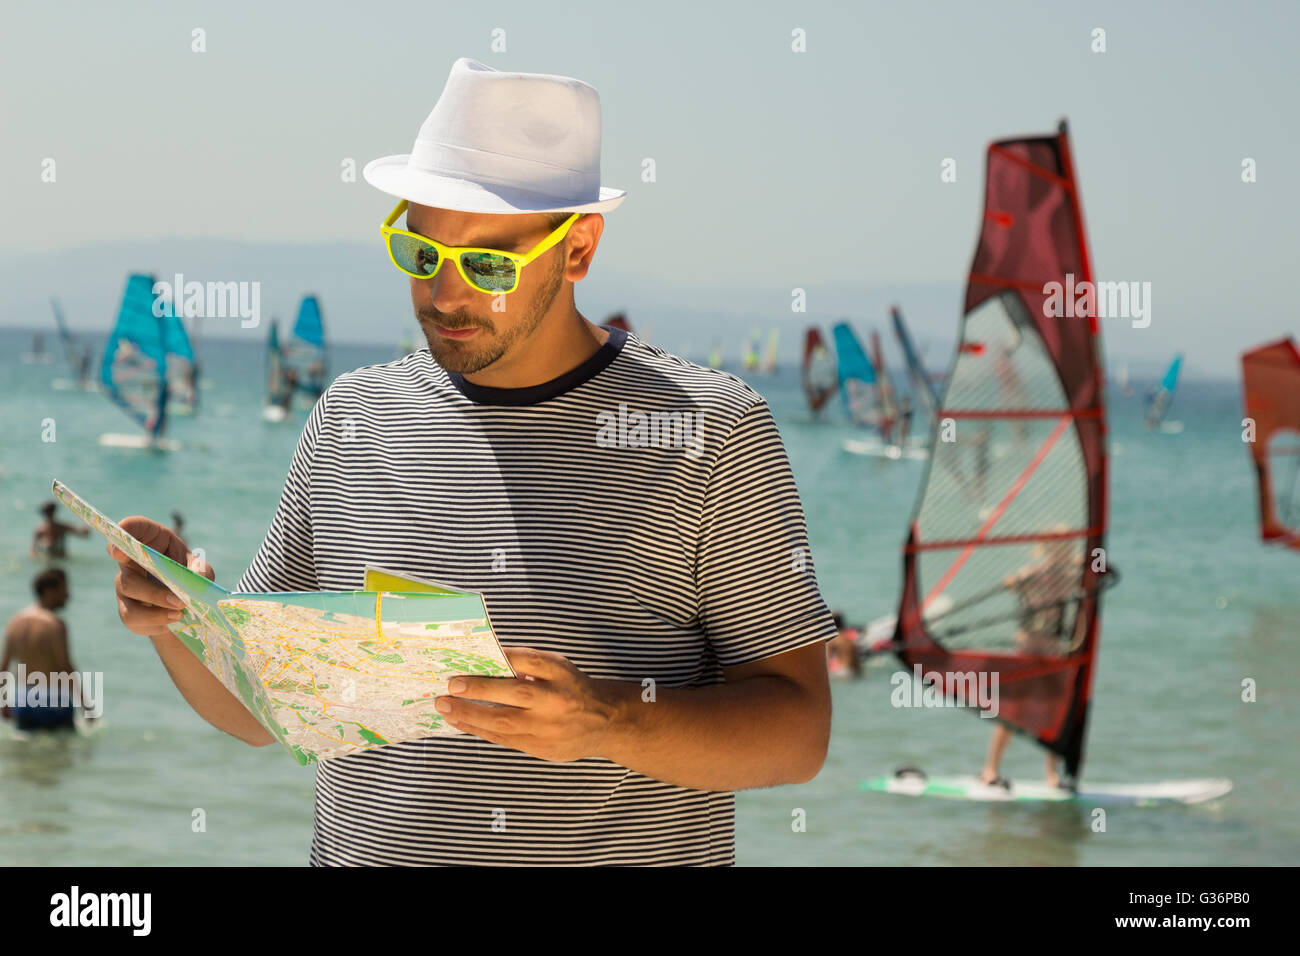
[106,57,835,866]
[978,535,1081,790]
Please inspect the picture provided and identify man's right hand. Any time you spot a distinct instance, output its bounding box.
[110,517,215,638]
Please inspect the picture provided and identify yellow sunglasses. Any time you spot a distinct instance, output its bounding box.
[380,199,581,294]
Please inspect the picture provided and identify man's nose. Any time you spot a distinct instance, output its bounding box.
[427,255,479,307]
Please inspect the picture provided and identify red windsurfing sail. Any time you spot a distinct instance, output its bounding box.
[893,120,1112,784]
[802,326,838,412]
[604,312,632,333]
[1241,337,1300,548]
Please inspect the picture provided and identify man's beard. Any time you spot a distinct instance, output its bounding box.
[416,256,564,375]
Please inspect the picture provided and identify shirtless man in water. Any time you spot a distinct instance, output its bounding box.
[979,535,1081,789]
[1,568,96,730]
[30,500,90,561]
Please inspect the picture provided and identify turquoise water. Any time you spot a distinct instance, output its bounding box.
[1,328,1295,865]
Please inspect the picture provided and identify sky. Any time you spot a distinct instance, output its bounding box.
[2,0,1297,375]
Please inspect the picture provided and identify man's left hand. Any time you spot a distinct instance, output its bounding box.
[435,647,623,762]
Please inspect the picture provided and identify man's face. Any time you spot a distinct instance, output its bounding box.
[403,204,567,374]
[45,581,68,609]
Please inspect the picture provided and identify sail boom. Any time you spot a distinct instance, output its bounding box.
[938,408,1102,420]
[908,527,1102,552]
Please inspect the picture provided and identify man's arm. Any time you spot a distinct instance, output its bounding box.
[146,624,274,746]
[439,639,832,791]
[111,519,274,747]
[601,641,830,789]
[109,392,324,749]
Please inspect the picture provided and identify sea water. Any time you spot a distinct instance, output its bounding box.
[0,328,1294,865]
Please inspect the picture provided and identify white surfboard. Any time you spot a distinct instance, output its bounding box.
[1159,420,1185,434]
[261,404,290,422]
[51,378,99,392]
[860,771,1233,806]
[98,433,181,451]
[842,438,929,460]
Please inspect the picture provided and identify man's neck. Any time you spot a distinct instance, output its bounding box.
[462,310,610,390]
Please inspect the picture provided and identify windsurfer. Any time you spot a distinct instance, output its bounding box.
[276,367,300,411]
[898,393,914,446]
[978,534,1082,789]
[846,378,875,426]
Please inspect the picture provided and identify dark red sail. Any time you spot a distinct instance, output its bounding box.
[1241,337,1300,548]
[893,120,1110,783]
[802,326,838,412]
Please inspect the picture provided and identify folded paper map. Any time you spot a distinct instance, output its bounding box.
[52,479,514,765]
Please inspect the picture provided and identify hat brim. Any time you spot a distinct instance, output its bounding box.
[363,154,627,214]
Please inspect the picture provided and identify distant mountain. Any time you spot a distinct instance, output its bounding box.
[0,240,1232,379]
[0,238,963,348]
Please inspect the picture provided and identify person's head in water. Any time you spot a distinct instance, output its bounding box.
[33,567,68,609]
[39,500,57,521]
[402,203,603,377]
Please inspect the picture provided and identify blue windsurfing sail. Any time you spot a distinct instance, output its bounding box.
[292,295,324,348]
[101,274,169,438]
[832,320,881,427]
[161,312,194,363]
[1144,353,1183,429]
[287,295,327,399]
[1161,354,1182,393]
[891,305,941,416]
[162,309,197,412]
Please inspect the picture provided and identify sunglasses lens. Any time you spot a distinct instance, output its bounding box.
[459,252,517,292]
[388,233,440,276]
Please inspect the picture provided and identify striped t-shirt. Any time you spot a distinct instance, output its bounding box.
[236,326,836,865]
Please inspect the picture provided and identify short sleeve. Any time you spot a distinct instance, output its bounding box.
[235,392,325,594]
[696,399,837,667]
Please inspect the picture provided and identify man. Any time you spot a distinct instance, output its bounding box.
[31,500,90,561]
[978,535,1081,790]
[108,57,835,866]
[1,568,95,731]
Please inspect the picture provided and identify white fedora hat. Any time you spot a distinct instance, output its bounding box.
[363,57,627,215]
